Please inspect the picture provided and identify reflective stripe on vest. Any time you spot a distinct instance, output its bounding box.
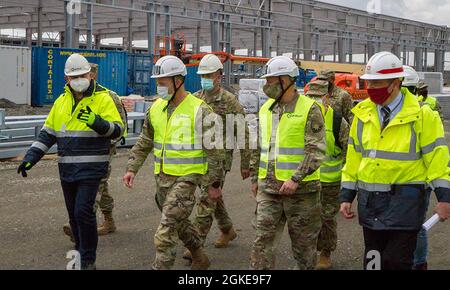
[320,106,343,183]
[258,95,320,182]
[343,88,450,191]
[150,94,208,176]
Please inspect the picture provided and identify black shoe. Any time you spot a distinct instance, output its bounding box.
[412,262,427,270]
[81,262,97,270]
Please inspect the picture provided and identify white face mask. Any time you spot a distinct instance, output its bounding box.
[157,86,173,101]
[70,78,90,93]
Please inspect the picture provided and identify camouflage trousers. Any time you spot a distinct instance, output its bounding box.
[192,171,233,245]
[251,191,322,270]
[317,184,340,252]
[94,145,116,214]
[153,175,203,270]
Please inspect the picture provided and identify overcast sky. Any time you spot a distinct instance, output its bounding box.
[319,0,450,25]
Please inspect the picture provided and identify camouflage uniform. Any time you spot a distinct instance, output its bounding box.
[417,81,444,122]
[126,98,225,270]
[318,70,354,125]
[88,63,128,215]
[249,94,326,270]
[307,80,351,253]
[95,90,127,214]
[192,88,251,244]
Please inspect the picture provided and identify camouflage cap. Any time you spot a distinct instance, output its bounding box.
[89,63,99,75]
[318,69,335,81]
[417,80,428,90]
[306,80,329,97]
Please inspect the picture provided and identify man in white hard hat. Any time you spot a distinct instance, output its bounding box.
[340,51,450,270]
[402,65,420,96]
[62,63,128,242]
[123,55,225,270]
[18,53,125,270]
[249,56,326,269]
[182,54,251,261]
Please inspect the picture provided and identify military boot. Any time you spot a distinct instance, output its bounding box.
[182,248,192,261]
[97,212,116,236]
[63,224,75,243]
[190,248,211,270]
[214,227,237,248]
[316,250,332,270]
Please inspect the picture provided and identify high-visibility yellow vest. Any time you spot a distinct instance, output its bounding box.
[258,95,320,182]
[150,93,208,176]
[417,95,437,111]
[342,87,450,192]
[320,105,343,183]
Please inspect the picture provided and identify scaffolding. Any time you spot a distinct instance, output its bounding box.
[1,0,449,80]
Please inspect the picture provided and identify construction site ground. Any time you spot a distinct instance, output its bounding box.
[0,121,450,270]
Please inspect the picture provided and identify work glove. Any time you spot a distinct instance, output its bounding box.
[77,106,97,126]
[17,161,32,177]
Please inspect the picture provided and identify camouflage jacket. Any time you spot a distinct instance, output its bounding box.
[194,87,251,171]
[250,95,326,195]
[108,90,128,145]
[328,86,354,125]
[126,95,225,187]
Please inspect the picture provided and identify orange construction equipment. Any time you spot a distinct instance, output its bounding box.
[156,33,187,60]
[304,73,370,101]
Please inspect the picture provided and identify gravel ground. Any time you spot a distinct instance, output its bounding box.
[0,123,450,270]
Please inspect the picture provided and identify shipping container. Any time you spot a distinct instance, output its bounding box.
[185,66,202,94]
[128,53,156,97]
[31,47,128,106]
[296,68,317,88]
[0,45,32,105]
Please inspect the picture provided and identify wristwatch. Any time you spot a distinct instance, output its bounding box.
[290,176,300,183]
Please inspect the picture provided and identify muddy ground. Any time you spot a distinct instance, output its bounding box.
[0,127,450,270]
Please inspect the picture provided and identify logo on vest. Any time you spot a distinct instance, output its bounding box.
[286,113,302,119]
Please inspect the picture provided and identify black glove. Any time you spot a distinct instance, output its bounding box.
[17,161,32,177]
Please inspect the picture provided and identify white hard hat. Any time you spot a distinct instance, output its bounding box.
[64,53,91,77]
[260,56,299,79]
[151,55,187,78]
[360,51,408,80]
[197,54,224,75]
[402,65,420,86]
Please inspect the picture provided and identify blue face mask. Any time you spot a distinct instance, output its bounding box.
[201,78,215,91]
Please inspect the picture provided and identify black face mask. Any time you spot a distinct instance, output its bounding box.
[420,90,428,99]
[405,86,417,95]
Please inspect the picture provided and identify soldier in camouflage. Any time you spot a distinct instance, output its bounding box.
[317,70,354,124]
[63,63,127,242]
[182,54,251,260]
[249,56,326,270]
[306,80,350,270]
[417,81,444,122]
[123,55,225,270]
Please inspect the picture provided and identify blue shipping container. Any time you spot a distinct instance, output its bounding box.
[296,68,317,88]
[32,47,128,106]
[185,66,201,93]
[127,53,156,96]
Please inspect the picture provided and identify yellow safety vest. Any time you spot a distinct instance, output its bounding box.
[342,87,450,192]
[320,105,343,183]
[258,95,320,182]
[417,95,437,111]
[150,93,208,176]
